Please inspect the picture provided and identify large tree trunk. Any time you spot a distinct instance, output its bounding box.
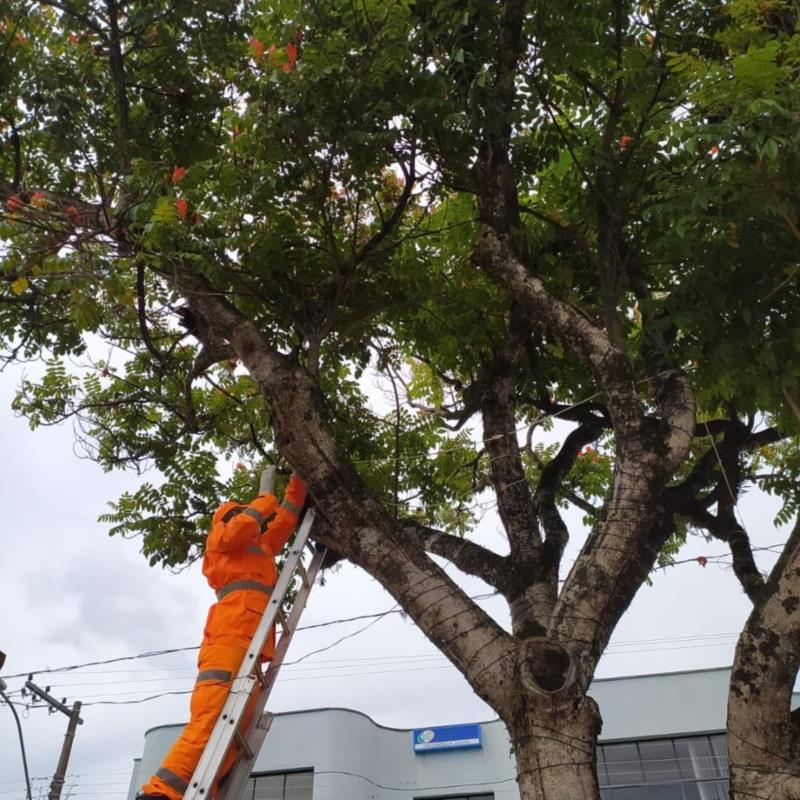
[506,685,602,800]
[728,516,800,800]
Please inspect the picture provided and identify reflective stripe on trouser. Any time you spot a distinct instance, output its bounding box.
[140,643,259,800]
[215,579,273,601]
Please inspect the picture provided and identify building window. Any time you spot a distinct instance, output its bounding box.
[597,734,730,799]
[245,770,313,800]
[601,742,644,786]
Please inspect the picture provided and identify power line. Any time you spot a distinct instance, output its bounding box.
[0,594,499,681]
[0,540,784,711]
[10,632,742,694]
[5,529,780,687]
[6,638,749,710]
[1,533,783,688]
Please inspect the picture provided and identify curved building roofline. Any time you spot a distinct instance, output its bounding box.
[144,706,503,738]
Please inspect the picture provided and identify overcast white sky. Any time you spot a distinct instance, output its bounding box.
[0,364,789,800]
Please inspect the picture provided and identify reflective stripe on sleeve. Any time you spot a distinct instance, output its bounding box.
[242,507,266,527]
[155,768,188,793]
[196,669,232,684]
[215,579,274,601]
[281,498,302,516]
[246,543,266,557]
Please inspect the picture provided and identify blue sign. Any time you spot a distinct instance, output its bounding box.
[412,723,482,753]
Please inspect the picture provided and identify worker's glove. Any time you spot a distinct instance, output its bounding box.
[259,466,276,496]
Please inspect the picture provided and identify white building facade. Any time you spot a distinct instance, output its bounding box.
[128,667,791,800]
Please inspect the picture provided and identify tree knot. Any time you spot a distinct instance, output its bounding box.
[519,637,573,695]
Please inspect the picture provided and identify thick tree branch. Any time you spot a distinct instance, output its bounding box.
[35,0,104,34]
[681,502,765,602]
[729,515,800,798]
[176,270,520,708]
[182,341,236,433]
[535,393,612,428]
[534,422,604,560]
[559,486,599,516]
[135,262,166,367]
[474,231,643,442]
[105,0,132,171]
[351,141,416,267]
[401,519,507,588]
[481,364,539,554]
[469,0,696,690]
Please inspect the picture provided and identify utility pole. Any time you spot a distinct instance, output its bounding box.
[25,681,84,800]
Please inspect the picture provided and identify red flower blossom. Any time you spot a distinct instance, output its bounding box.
[5,194,23,211]
[249,37,264,62]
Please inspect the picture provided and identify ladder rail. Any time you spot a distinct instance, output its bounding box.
[231,509,317,683]
[217,546,326,800]
[183,509,319,800]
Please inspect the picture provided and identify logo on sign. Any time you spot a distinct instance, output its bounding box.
[412,724,482,753]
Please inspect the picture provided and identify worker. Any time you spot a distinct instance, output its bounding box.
[138,472,307,800]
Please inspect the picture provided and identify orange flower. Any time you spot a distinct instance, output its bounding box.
[171,165,186,184]
[708,145,719,156]
[176,197,189,219]
[65,205,81,225]
[696,556,708,567]
[249,37,264,62]
[619,135,634,149]
[30,192,47,208]
[283,42,298,72]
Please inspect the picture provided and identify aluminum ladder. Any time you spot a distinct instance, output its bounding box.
[183,472,324,800]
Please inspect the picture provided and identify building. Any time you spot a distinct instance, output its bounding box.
[128,667,793,800]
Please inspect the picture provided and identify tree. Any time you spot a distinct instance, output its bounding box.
[729,401,800,800]
[1,1,799,799]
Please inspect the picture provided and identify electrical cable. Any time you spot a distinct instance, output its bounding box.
[0,592,499,681]
[286,604,397,665]
[0,688,33,800]
[6,642,749,709]
[0,534,780,688]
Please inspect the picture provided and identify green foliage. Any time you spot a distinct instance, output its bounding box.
[1,0,798,567]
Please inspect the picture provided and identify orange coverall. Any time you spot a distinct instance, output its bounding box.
[140,475,307,800]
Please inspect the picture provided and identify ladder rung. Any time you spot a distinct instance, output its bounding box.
[297,560,310,588]
[233,729,253,760]
[254,667,268,688]
[277,607,289,632]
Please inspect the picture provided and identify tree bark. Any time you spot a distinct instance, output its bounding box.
[505,684,602,800]
[728,515,800,800]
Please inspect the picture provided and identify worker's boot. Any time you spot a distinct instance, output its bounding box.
[136,794,169,800]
